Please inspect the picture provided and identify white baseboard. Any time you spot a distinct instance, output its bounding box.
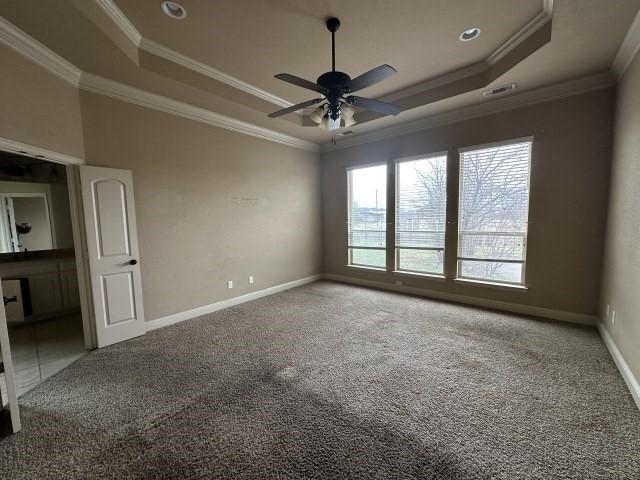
[323,273,597,326]
[147,272,597,332]
[145,275,322,332]
[598,324,640,410]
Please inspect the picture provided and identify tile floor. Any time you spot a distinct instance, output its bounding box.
[0,313,86,400]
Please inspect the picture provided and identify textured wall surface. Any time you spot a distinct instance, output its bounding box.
[322,89,615,317]
[79,92,322,321]
[601,52,640,380]
[0,45,84,158]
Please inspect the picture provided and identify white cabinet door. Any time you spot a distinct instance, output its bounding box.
[29,272,63,316]
[80,166,145,347]
[61,269,80,308]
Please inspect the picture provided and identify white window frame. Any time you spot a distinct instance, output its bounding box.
[456,137,533,287]
[346,162,388,270]
[394,152,448,276]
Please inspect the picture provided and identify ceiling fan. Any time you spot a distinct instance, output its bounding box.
[268,17,402,131]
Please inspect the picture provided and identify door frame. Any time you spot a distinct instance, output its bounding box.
[0,137,97,349]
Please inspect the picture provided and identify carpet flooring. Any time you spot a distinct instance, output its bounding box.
[0,281,638,479]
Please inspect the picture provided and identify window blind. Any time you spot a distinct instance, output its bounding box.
[457,140,532,284]
[347,164,387,268]
[395,154,447,274]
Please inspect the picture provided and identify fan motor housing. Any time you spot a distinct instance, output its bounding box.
[317,71,351,119]
[316,71,351,90]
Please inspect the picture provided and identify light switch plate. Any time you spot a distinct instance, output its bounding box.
[227,280,233,289]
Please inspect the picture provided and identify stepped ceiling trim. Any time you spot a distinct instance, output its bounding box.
[1,0,638,151]
[95,0,555,128]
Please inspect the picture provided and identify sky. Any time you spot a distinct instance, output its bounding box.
[350,156,445,208]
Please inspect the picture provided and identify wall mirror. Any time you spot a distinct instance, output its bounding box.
[0,157,74,255]
[0,194,53,252]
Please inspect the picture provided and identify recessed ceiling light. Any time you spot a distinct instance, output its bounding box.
[459,27,481,42]
[161,1,187,20]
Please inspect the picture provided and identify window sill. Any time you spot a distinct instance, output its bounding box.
[392,271,446,281]
[454,278,528,292]
[345,264,387,273]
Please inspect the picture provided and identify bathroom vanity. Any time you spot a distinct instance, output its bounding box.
[0,250,80,325]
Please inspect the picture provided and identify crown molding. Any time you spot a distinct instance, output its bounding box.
[79,73,318,152]
[139,38,293,109]
[92,0,141,46]
[486,1,552,66]
[0,16,317,152]
[0,16,81,86]
[321,72,615,153]
[93,0,293,110]
[0,136,84,165]
[612,7,640,78]
[376,0,553,104]
[97,0,554,123]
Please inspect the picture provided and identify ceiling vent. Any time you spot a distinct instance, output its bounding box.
[482,83,516,98]
[338,130,354,136]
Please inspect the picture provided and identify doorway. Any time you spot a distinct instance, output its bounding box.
[0,150,86,400]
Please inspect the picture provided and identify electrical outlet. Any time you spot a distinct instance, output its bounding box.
[227,280,233,289]
[248,275,254,284]
[611,310,616,325]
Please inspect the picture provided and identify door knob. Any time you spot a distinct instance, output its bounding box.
[128,259,138,266]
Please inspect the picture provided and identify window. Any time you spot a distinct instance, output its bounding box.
[347,164,387,269]
[395,154,447,275]
[457,139,532,285]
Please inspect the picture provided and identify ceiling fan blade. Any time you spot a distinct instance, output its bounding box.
[274,73,323,93]
[347,64,397,93]
[347,96,402,116]
[268,98,323,118]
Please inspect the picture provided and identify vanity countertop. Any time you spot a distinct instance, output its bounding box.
[0,249,75,264]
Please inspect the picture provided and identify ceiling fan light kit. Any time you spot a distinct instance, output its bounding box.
[268,17,402,137]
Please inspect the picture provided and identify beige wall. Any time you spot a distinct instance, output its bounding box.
[322,88,615,317]
[79,92,322,321]
[0,43,322,322]
[0,45,84,159]
[601,52,640,380]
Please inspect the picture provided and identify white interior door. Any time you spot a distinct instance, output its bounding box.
[80,166,145,347]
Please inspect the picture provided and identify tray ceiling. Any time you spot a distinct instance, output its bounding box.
[1,0,639,146]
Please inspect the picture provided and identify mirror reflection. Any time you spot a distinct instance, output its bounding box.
[0,158,74,254]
